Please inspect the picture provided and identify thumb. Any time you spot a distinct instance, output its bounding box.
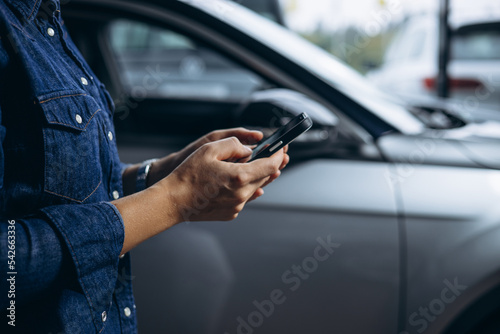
[231,129,263,145]
[212,128,263,145]
[210,137,253,161]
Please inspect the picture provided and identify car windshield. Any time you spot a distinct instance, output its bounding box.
[452,28,500,60]
[186,0,425,135]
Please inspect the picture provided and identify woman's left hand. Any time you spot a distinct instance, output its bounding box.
[147,128,266,186]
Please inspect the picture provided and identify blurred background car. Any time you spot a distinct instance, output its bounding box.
[64,0,500,333]
[367,7,500,119]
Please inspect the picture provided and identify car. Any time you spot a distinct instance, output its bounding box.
[63,1,500,333]
[367,12,500,119]
[103,0,283,104]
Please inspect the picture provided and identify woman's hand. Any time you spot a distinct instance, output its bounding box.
[147,128,264,186]
[158,136,286,222]
[122,127,289,199]
[115,136,288,254]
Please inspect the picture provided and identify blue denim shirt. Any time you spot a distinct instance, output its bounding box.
[0,0,137,332]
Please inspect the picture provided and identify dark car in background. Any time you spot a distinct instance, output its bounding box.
[64,1,500,333]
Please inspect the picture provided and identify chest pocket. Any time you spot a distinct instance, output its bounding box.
[37,90,103,203]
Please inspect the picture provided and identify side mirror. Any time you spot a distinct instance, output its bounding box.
[235,89,338,145]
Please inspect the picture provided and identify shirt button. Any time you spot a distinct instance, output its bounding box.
[75,114,82,124]
[47,27,55,37]
[101,311,107,322]
[108,131,114,141]
[81,77,88,85]
[112,190,120,200]
[124,307,131,317]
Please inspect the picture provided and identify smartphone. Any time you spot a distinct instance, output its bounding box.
[248,112,313,162]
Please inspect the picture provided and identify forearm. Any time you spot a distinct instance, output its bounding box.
[121,152,180,197]
[112,177,182,255]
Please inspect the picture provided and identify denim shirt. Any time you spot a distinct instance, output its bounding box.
[0,0,136,333]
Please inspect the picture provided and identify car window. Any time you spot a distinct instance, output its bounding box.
[108,20,266,102]
[406,30,426,59]
[384,24,426,63]
[452,29,500,60]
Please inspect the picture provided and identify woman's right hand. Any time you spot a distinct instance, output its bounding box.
[114,136,287,255]
[158,136,286,222]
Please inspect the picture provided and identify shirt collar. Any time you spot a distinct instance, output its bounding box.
[5,0,43,22]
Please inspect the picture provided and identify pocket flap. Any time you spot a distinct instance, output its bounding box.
[37,90,101,131]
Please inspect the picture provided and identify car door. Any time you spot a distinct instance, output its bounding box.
[64,1,402,333]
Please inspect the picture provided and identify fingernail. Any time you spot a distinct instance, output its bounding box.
[244,145,253,153]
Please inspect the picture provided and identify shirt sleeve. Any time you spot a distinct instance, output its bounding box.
[1,97,125,328]
[0,202,125,328]
[0,122,4,190]
[0,54,5,190]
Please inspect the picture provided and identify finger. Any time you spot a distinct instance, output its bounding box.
[238,149,287,166]
[248,188,264,202]
[244,148,284,180]
[211,128,263,145]
[208,137,253,161]
[283,145,289,154]
[259,170,280,188]
[246,169,281,198]
[237,155,252,163]
[280,154,290,170]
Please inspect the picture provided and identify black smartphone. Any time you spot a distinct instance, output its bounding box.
[248,112,313,162]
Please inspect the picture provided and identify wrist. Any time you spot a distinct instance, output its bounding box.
[114,177,183,254]
[147,151,180,187]
[149,174,185,226]
[136,159,157,192]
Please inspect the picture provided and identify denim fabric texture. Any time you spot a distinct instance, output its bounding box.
[0,0,137,332]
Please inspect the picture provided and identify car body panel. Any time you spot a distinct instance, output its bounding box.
[397,164,500,333]
[132,159,400,333]
[448,60,500,109]
[378,133,500,170]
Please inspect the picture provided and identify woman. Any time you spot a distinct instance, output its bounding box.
[0,0,288,332]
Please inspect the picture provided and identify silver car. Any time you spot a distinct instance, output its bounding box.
[367,13,500,119]
[64,1,500,333]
